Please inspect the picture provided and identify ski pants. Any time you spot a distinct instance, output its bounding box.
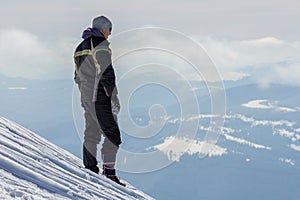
[81,86,121,175]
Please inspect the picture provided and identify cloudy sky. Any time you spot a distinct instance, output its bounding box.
[0,0,299,85]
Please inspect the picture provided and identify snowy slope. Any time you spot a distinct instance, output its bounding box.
[0,117,154,200]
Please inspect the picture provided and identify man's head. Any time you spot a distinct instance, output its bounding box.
[92,16,112,39]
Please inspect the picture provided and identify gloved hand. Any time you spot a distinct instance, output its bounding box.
[111,95,120,115]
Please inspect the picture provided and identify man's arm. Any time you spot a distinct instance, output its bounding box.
[94,47,116,94]
[93,48,120,113]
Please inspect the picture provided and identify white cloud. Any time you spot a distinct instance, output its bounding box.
[223,134,271,150]
[290,144,300,152]
[196,36,300,86]
[274,129,295,138]
[242,99,273,109]
[198,116,272,150]
[229,114,295,127]
[279,157,295,166]
[2,27,300,85]
[240,37,285,46]
[0,29,76,80]
[291,134,300,142]
[7,87,27,90]
[111,28,222,82]
[242,99,298,112]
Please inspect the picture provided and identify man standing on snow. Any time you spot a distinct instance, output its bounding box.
[74,16,124,186]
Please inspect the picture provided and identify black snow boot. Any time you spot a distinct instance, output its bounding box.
[106,175,126,187]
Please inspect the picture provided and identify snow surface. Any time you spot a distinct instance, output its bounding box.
[0,117,154,200]
[147,112,300,163]
[152,136,227,161]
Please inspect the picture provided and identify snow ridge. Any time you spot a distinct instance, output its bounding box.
[0,117,153,200]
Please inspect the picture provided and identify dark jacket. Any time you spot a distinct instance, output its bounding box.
[74,32,117,102]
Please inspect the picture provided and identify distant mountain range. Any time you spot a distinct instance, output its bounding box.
[1,73,299,200]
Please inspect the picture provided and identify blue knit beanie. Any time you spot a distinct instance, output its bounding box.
[92,16,112,30]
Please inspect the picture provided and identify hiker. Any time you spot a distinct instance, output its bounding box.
[74,15,124,186]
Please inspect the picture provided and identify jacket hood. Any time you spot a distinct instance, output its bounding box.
[82,27,105,40]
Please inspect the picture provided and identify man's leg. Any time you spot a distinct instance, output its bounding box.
[82,101,102,174]
[101,136,119,176]
[95,89,121,177]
